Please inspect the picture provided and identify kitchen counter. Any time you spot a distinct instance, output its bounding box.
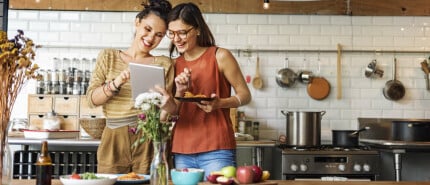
[7,136,276,147]
[361,139,430,151]
[10,179,430,185]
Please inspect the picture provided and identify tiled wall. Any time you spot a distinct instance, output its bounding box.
[8,10,430,141]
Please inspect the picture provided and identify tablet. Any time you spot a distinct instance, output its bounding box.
[129,63,165,99]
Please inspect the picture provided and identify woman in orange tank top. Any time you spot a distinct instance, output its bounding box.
[165,2,252,178]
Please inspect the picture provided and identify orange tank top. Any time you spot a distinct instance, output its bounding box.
[172,47,236,154]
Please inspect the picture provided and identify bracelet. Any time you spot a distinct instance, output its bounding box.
[102,84,111,98]
[112,79,121,91]
[234,95,242,106]
[107,81,120,95]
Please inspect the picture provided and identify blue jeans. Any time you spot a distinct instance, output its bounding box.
[174,149,236,179]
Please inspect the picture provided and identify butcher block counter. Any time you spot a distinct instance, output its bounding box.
[7,136,276,147]
[9,180,430,185]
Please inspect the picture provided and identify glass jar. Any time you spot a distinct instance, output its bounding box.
[43,111,61,131]
[1,133,12,185]
[72,82,81,95]
[150,141,169,185]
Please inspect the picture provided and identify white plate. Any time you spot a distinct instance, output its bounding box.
[23,129,80,139]
[114,174,150,185]
[60,174,117,185]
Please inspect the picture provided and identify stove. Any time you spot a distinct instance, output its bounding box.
[279,145,380,181]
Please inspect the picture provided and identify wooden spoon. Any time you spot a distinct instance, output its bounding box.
[252,56,263,89]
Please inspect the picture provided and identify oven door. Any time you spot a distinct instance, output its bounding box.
[284,174,376,181]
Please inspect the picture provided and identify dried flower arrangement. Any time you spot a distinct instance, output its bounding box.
[0,30,40,182]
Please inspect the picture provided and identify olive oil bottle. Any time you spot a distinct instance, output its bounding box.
[35,141,52,185]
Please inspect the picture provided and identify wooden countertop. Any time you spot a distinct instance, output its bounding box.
[8,135,276,148]
[10,179,430,185]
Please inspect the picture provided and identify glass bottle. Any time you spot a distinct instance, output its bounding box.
[252,122,260,141]
[35,141,52,185]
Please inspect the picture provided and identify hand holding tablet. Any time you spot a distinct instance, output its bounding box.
[129,63,165,100]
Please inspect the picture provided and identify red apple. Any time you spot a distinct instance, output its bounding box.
[216,176,233,185]
[206,173,222,183]
[236,166,254,184]
[250,165,263,182]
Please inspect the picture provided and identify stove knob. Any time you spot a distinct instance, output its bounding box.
[338,164,346,172]
[299,164,308,172]
[363,163,371,172]
[290,164,298,172]
[353,164,362,172]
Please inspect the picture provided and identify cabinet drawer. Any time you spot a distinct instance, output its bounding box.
[28,114,79,130]
[54,96,79,115]
[59,115,79,130]
[80,95,104,117]
[28,95,53,113]
[28,114,45,130]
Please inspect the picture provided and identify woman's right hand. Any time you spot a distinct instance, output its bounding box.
[174,68,191,96]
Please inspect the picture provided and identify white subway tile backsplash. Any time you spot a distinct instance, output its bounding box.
[259,25,279,34]
[112,23,133,33]
[372,16,394,26]
[289,15,310,25]
[8,20,28,31]
[80,12,102,22]
[38,31,59,42]
[50,21,70,31]
[60,12,80,21]
[60,32,80,43]
[217,24,238,34]
[321,25,341,35]
[8,10,17,19]
[92,23,113,32]
[101,12,123,22]
[70,22,91,32]
[373,36,394,47]
[330,16,352,25]
[206,14,226,24]
[269,15,289,25]
[248,14,268,24]
[289,35,310,46]
[393,17,415,26]
[413,16,430,26]
[310,15,331,25]
[238,25,258,34]
[352,16,372,26]
[18,11,39,20]
[39,11,59,21]
[226,14,247,24]
[300,25,320,35]
[29,21,49,31]
[101,32,124,43]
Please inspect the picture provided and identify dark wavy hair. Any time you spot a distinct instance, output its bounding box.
[167,2,216,57]
[136,0,172,27]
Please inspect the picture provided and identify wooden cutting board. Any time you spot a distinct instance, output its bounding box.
[199,181,278,185]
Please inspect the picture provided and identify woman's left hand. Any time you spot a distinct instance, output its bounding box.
[196,93,217,113]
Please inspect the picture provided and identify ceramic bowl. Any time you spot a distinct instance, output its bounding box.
[170,168,205,185]
[59,174,117,185]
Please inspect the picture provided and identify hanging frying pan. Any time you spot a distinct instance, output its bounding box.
[307,77,330,100]
[383,58,405,101]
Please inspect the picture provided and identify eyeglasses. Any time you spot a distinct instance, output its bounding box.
[166,27,194,39]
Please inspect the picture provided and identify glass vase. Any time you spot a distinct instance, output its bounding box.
[1,132,12,185]
[150,141,169,185]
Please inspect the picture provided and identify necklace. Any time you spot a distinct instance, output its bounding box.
[119,50,152,64]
